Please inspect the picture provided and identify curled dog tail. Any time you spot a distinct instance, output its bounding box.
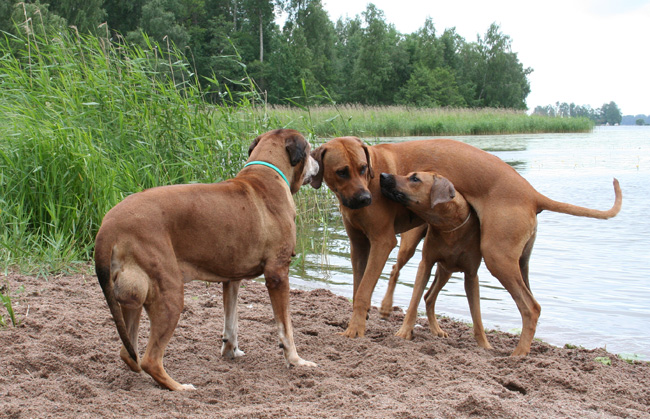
[537,178,622,219]
[95,245,138,365]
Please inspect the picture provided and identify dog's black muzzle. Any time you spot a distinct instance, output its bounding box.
[341,190,372,209]
[380,173,410,205]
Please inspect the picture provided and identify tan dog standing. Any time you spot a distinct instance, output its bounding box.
[310,137,622,356]
[380,171,489,348]
[95,129,319,391]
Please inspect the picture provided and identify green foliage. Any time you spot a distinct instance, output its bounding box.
[0,283,23,327]
[47,0,107,34]
[2,0,537,110]
[0,27,274,270]
[534,101,622,125]
[396,66,466,107]
[618,353,646,364]
[265,105,593,137]
[594,356,612,366]
[600,101,622,125]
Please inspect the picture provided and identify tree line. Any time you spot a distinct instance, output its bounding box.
[532,101,623,126]
[1,0,533,109]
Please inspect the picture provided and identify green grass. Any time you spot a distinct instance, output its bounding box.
[0,283,23,327]
[0,28,279,271]
[265,105,594,137]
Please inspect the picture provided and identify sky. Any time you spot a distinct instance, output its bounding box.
[318,0,650,115]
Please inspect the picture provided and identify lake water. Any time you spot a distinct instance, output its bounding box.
[290,126,650,359]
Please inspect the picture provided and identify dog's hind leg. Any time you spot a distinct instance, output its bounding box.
[112,255,148,372]
[380,225,426,319]
[464,272,492,349]
[221,280,245,358]
[264,263,316,368]
[119,306,143,371]
[140,272,195,391]
[480,215,540,356]
[519,228,537,292]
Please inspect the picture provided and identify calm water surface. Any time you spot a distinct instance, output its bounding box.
[291,126,650,359]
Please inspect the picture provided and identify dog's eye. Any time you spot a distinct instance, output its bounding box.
[336,168,349,179]
[360,165,367,175]
[409,174,420,183]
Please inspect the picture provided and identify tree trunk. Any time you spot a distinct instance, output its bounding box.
[259,9,263,62]
[233,1,237,31]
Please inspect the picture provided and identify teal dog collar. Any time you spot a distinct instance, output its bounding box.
[244,161,290,189]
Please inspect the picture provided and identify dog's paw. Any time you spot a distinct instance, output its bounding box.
[395,327,414,340]
[430,327,449,338]
[379,306,392,319]
[179,383,197,391]
[289,358,317,368]
[339,322,365,338]
[221,345,245,359]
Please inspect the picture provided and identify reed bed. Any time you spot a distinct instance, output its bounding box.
[0,29,276,271]
[265,105,594,137]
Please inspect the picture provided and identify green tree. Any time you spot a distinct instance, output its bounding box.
[269,0,337,102]
[126,0,191,48]
[349,4,396,104]
[0,0,14,33]
[295,1,337,93]
[333,15,363,102]
[8,1,68,37]
[408,17,443,70]
[46,0,107,34]
[396,65,465,107]
[472,23,532,109]
[600,101,622,125]
[103,0,146,35]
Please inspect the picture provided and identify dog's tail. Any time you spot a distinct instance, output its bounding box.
[537,178,622,219]
[95,246,139,365]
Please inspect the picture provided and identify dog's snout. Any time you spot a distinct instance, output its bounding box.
[342,190,372,209]
[302,156,320,185]
[379,173,395,189]
[357,191,372,207]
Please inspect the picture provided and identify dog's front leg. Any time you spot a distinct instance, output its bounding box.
[264,266,317,368]
[342,235,397,338]
[347,227,370,299]
[221,280,245,358]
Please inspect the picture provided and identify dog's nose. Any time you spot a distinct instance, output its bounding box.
[379,173,394,188]
[343,190,372,209]
[357,191,372,207]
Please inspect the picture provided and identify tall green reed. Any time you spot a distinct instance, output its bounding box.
[266,104,594,137]
[0,28,277,271]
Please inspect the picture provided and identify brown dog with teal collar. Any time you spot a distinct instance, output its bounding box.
[95,129,319,390]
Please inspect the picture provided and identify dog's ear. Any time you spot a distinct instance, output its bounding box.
[352,137,374,180]
[248,135,262,156]
[285,134,307,167]
[362,144,374,179]
[309,146,326,189]
[430,176,456,208]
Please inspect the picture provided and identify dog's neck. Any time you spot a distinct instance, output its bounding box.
[244,161,291,190]
[421,200,473,234]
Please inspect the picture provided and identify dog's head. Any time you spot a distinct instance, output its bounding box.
[380,171,464,224]
[309,137,374,210]
[248,129,319,194]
